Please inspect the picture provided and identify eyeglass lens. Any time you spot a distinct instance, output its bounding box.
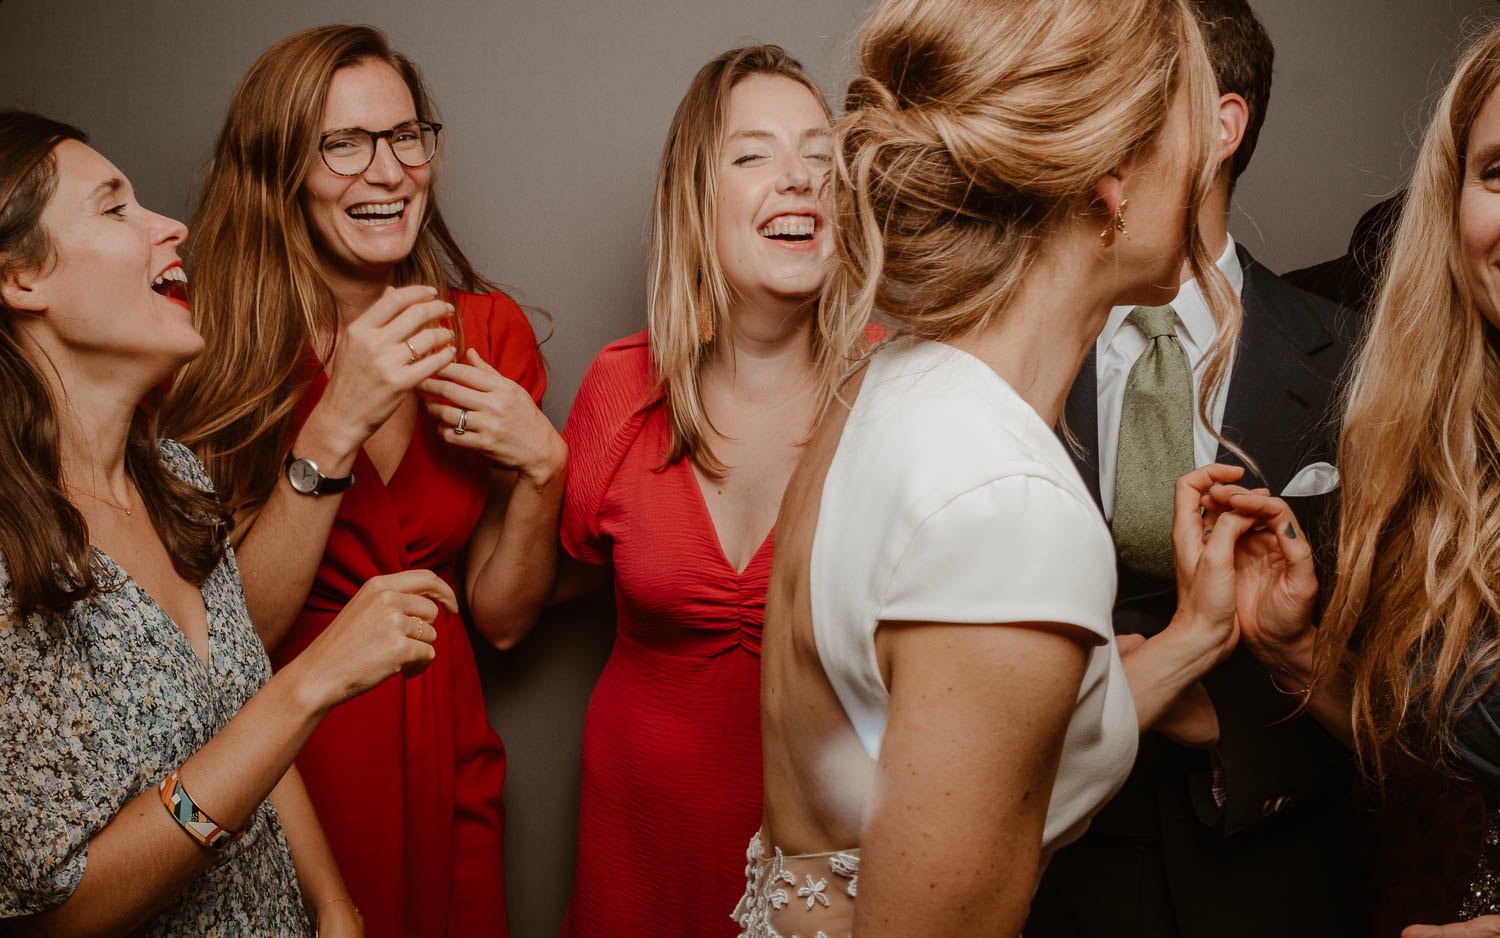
[321,122,439,175]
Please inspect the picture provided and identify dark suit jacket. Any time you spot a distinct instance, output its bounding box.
[1026,247,1360,938]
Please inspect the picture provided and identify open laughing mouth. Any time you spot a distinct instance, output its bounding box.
[151,265,188,304]
[347,199,407,227]
[758,213,818,243]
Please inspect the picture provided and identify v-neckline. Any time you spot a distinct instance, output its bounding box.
[308,367,419,491]
[684,460,775,576]
[363,403,421,489]
[91,547,213,673]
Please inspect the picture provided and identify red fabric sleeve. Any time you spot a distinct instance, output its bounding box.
[558,332,654,567]
[455,290,547,404]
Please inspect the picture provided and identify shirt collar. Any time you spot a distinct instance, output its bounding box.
[1097,235,1243,353]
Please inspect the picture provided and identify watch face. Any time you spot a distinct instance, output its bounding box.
[288,458,320,494]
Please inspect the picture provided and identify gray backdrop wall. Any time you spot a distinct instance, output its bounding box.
[1,0,1492,933]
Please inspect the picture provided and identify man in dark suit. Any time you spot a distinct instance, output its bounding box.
[1026,3,1359,936]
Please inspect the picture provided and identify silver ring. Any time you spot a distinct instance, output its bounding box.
[455,409,468,435]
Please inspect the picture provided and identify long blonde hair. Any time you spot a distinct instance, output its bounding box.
[824,0,1239,438]
[158,24,493,536]
[1318,21,1500,781]
[648,45,867,474]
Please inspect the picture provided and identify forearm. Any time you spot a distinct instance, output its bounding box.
[1124,625,1226,732]
[236,405,362,650]
[17,664,328,937]
[467,468,566,650]
[268,768,359,933]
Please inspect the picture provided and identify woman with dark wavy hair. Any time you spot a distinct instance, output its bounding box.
[159,25,564,936]
[0,111,449,938]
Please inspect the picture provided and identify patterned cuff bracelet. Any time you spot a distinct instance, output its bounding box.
[159,769,241,851]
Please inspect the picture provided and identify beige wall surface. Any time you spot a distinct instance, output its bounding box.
[1,0,1493,933]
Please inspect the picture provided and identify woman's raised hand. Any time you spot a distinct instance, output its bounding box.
[420,348,567,485]
[1202,485,1319,672]
[1165,463,1264,670]
[318,284,458,448]
[290,569,457,710]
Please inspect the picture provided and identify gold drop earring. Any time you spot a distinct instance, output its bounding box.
[1100,198,1128,249]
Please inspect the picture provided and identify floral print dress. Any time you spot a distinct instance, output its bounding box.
[0,441,310,936]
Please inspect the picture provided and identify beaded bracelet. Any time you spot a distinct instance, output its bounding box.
[159,769,241,851]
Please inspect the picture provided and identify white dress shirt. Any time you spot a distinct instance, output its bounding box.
[1094,236,1243,520]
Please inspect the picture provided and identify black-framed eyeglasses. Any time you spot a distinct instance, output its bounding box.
[318,120,443,176]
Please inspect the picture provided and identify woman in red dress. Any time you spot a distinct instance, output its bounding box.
[546,46,875,936]
[159,26,565,938]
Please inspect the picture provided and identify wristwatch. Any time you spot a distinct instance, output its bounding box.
[284,451,355,496]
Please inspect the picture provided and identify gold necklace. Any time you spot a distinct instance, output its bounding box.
[74,480,135,516]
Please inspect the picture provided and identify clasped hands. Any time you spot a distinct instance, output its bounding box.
[1121,464,1319,749]
[317,284,564,485]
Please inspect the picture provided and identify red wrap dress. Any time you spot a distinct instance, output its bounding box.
[270,291,545,938]
[558,332,769,937]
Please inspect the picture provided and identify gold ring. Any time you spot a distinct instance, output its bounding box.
[404,339,418,364]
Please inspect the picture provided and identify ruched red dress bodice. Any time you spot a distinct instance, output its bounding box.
[558,332,766,937]
[270,291,545,938]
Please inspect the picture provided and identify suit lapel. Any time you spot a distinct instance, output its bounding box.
[1063,346,1105,512]
[1214,247,1337,493]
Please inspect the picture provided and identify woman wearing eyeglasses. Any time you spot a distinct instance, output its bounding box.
[158,25,564,938]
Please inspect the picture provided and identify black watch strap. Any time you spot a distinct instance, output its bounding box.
[284,451,356,496]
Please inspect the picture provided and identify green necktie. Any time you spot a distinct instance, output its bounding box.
[1113,304,1194,581]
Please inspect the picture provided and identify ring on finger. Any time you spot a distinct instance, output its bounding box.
[455,409,469,435]
[404,339,418,364]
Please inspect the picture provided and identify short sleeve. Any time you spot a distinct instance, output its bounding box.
[459,291,547,404]
[0,564,94,915]
[878,473,1117,641]
[559,335,653,567]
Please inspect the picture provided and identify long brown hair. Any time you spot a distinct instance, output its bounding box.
[158,24,494,536]
[648,45,869,474]
[0,111,226,621]
[824,0,1237,442]
[1317,21,1500,781]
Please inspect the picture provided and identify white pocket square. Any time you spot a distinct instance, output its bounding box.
[1280,461,1339,497]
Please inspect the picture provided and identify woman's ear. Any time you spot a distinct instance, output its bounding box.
[1093,170,1125,221]
[0,266,46,313]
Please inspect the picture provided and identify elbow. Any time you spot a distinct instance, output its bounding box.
[479,610,543,652]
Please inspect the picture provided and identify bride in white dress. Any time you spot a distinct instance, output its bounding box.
[743,0,1263,935]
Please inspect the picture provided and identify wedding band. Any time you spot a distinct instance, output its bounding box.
[405,339,418,364]
[455,409,469,435]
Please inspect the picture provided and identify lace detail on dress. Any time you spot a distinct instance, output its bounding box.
[733,831,860,938]
[1461,805,1500,919]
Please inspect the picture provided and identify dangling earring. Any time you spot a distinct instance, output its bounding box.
[1100,198,1128,248]
[696,271,715,344]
